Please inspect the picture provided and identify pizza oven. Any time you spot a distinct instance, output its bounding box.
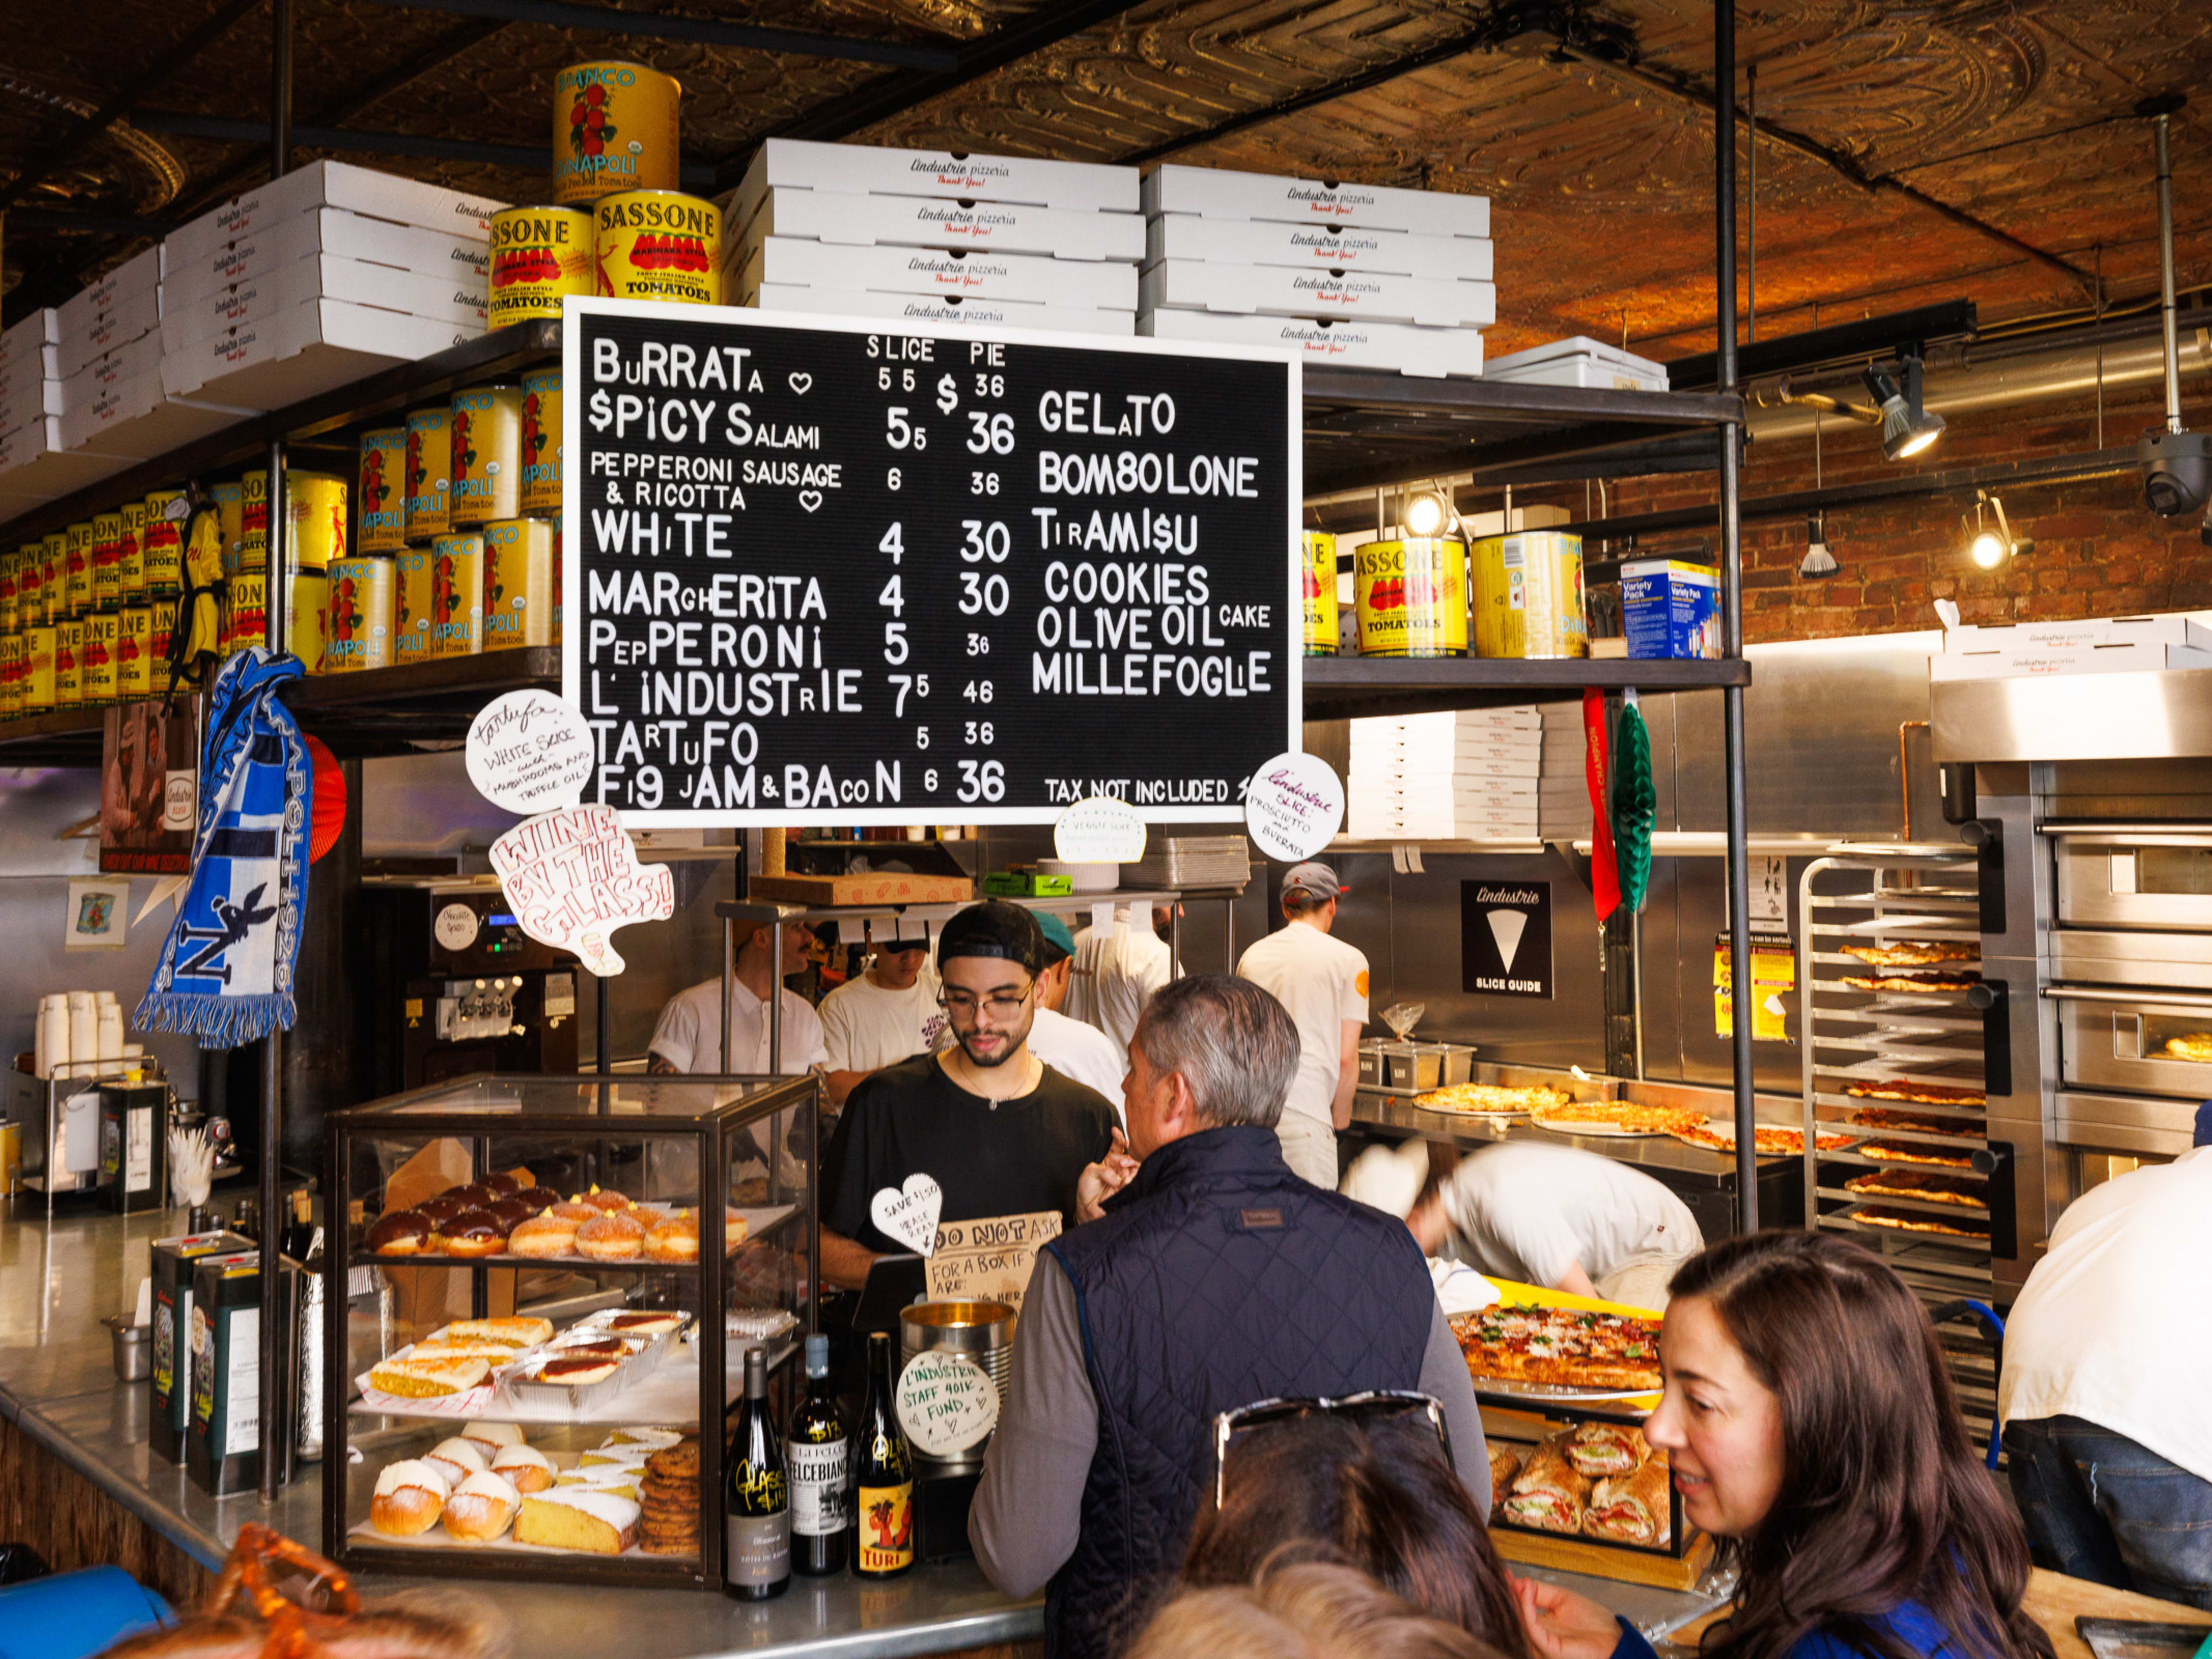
[2045,827,2212,1155]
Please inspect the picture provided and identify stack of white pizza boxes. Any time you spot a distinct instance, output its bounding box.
[1138,164,1493,377]
[161,161,497,411]
[1346,708,1543,840]
[1536,703,1594,838]
[724,138,1142,335]
[0,307,65,485]
[54,247,178,456]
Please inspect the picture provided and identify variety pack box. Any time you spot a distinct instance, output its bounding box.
[1142,162,1490,238]
[1140,307,1483,377]
[1140,258,1494,329]
[1621,559,1721,660]
[1146,214,1493,282]
[730,137,1138,224]
[735,235,1137,311]
[729,188,1144,263]
[747,282,1132,337]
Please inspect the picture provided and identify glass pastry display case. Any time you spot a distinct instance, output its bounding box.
[322,1072,820,1589]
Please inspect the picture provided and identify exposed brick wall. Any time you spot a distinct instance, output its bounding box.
[1537,382,2212,643]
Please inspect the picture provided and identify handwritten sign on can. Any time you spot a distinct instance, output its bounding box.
[923,1209,1062,1315]
[563,298,1300,826]
[895,1349,999,1459]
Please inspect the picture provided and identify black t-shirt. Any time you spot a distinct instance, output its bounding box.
[822,1054,1118,1252]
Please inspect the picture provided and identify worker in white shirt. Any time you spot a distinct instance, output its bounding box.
[647,915,827,1075]
[1027,909,1130,1113]
[1406,1141,1702,1308]
[1998,1107,2212,1609]
[818,934,948,1105]
[1232,862,1367,1188]
[1064,903,1176,1053]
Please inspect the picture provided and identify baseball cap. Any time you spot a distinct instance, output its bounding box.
[1034,910,1077,967]
[938,900,1044,975]
[1281,861,1347,902]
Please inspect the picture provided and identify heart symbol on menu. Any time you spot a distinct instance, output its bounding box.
[787,373,812,395]
[798,489,824,513]
[870,1173,944,1256]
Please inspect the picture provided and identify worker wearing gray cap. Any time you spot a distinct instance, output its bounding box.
[1233,861,1369,1187]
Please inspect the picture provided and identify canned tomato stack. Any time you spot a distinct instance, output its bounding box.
[219,467,344,671]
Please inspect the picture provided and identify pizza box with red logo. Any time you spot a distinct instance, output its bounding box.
[1142,163,1490,239]
[727,188,1144,263]
[1140,308,1484,378]
[729,138,1138,227]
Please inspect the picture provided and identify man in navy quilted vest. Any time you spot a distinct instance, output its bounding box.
[969,974,1488,1659]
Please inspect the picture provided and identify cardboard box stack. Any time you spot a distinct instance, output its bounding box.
[0,309,65,488]
[1486,336,1668,392]
[1347,707,1543,839]
[161,161,500,410]
[1138,164,1493,378]
[1537,703,1593,838]
[724,139,1142,335]
[1931,615,2212,680]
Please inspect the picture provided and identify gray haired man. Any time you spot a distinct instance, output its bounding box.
[969,974,1487,1659]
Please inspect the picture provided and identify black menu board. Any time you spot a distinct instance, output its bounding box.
[561,298,1301,825]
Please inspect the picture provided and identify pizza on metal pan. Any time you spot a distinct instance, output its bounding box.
[1413,1082,1573,1115]
[1850,1204,1988,1241]
[1843,1080,1987,1108]
[1528,1100,1706,1136]
[1671,1123,1854,1155]
[1841,941,1979,967]
[1844,1169,1987,1208]
[1847,1106,1984,1137]
[1450,1305,1663,1391]
[1859,1139,1978,1169]
[1840,969,1983,993]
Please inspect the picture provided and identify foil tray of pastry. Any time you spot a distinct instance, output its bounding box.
[505,1350,632,1414]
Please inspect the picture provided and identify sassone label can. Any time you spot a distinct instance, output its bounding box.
[520,369,562,516]
[490,207,594,327]
[1355,537,1467,658]
[430,534,484,657]
[449,384,522,529]
[63,521,94,617]
[119,605,153,698]
[326,556,396,672]
[594,190,720,306]
[482,518,555,650]
[92,513,123,611]
[1302,531,1337,656]
[82,608,119,704]
[142,491,185,596]
[357,429,407,554]
[403,407,453,541]
[553,60,680,206]
[22,625,55,711]
[119,499,146,599]
[54,617,82,706]
[225,570,267,657]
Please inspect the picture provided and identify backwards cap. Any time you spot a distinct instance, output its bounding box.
[938,900,1044,975]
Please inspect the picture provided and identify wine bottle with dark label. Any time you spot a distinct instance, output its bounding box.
[853,1330,913,1578]
[724,1346,790,1599]
[788,1332,849,1575]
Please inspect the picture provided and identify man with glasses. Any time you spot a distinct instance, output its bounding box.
[971,975,1485,1659]
[816,900,1119,1290]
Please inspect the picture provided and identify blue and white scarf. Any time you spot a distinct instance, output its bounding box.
[136,649,310,1047]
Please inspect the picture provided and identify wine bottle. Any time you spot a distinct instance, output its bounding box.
[852,1330,913,1580]
[724,1346,790,1600]
[787,1334,849,1575]
[282,1191,316,1263]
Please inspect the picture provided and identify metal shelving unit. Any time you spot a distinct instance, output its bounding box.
[1302,655,1747,721]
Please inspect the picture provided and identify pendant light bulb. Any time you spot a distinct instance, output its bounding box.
[1969,530,2008,569]
[1406,491,1448,537]
[1800,508,1838,579]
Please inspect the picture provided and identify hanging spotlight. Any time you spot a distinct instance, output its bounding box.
[1863,356,1946,460]
[1405,489,1449,537]
[1800,507,1838,579]
[1967,494,2032,569]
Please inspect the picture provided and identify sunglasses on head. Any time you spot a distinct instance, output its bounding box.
[1210,1389,1452,1509]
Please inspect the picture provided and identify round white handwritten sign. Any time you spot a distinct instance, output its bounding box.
[1054,796,1147,865]
[1244,750,1345,863]
[433,903,479,950]
[895,1350,1000,1457]
[466,689,594,816]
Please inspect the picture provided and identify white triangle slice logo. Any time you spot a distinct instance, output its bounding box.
[1487,908,1528,972]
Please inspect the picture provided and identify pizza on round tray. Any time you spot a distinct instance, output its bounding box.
[1840,969,1983,993]
[1450,1304,1663,1392]
[1528,1100,1706,1137]
[1859,1139,1978,1169]
[1844,1168,1987,1208]
[1413,1082,1573,1116]
[1670,1122,1856,1156]
[1841,941,1979,967]
[1850,1204,1987,1242]
[1844,1080,1987,1108]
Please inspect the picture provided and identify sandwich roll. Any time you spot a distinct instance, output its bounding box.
[1583,1453,1672,1547]
[1503,1434,1592,1534]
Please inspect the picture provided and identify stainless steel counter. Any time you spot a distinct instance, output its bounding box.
[0,1198,1723,1655]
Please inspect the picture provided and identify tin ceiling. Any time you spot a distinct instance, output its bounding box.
[1,0,2209,357]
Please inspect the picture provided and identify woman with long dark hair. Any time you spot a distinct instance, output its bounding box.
[1183,1410,1533,1659]
[1517,1231,2056,1659]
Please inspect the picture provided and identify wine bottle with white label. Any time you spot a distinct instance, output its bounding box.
[787,1333,849,1575]
[724,1346,790,1599]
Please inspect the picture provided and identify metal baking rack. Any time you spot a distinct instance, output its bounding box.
[1796,849,2003,1443]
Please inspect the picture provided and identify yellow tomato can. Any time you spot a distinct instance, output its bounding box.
[431,533,484,657]
[63,521,94,618]
[404,406,453,541]
[521,368,562,516]
[1354,538,1466,658]
[40,533,65,622]
[490,207,594,327]
[215,476,250,573]
[54,616,83,706]
[226,570,267,657]
[357,428,407,554]
[449,384,522,529]
[119,604,154,699]
[553,60,680,206]
[593,190,720,306]
[0,634,18,716]
[81,608,119,704]
[142,490,185,596]
[1,549,20,637]
[325,556,396,673]
[118,499,147,600]
[1471,532,1588,660]
[289,569,329,672]
[482,518,555,650]
[1302,531,1337,656]
[149,598,179,677]
[21,624,55,712]
[12,544,36,631]
[395,547,437,664]
[286,471,348,571]
[92,512,124,611]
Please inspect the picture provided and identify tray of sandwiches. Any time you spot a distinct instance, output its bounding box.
[359,1422,702,1559]
[365,1179,768,1266]
[359,1310,702,1421]
[1483,1409,1714,1589]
